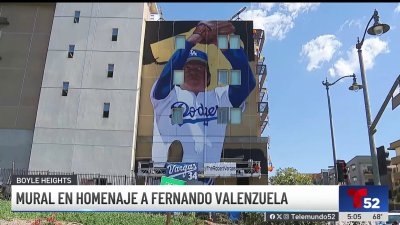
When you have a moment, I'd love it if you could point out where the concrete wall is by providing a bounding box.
[30,3,146,175]
[0,3,55,169]
[0,130,33,169]
[0,3,55,130]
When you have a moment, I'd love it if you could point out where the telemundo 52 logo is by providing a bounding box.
[339,186,388,212]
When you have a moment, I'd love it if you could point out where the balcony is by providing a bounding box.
[363,169,373,174]
[258,55,265,66]
[260,120,268,134]
[253,29,265,57]
[394,171,400,181]
[260,107,269,124]
[363,169,374,180]
[258,102,269,134]
[257,64,267,88]
[392,155,400,165]
[259,87,267,102]
[258,102,268,114]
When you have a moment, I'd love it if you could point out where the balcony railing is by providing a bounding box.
[256,64,266,75]
[258,102,268,114]
[259,87,267,102]
[258,56,265,65]
[257,64,267,88]
[260,120,268,134]
[253,29,265,54]
[363,169,373,174]
[392,155,400,165]
[258,101,269,134]
[393,171,400,181]
[261,109,268,124]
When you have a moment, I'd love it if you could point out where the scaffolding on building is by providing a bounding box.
[136,160,262,185]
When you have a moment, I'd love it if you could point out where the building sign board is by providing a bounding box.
[165,162,198,181]
[160,176,186,185]
[204,162,236,177]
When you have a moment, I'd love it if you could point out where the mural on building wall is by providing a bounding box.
[141,21,256,172]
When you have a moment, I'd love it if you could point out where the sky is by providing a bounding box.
[157,3,400,175]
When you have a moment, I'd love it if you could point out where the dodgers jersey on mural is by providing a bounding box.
[150,40,255,170]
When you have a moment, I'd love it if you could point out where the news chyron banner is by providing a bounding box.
[11,175,389,222]
[339,185,389,222]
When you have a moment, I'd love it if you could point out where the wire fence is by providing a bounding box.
[0,168,136,186]
[0,167,137,200]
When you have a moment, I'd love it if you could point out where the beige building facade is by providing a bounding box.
[0,3,56,169]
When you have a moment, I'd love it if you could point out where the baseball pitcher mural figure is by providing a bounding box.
[150,21,256,171]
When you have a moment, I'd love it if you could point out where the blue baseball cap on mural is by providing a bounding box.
[186,49,208,64]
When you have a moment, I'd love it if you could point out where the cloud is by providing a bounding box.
[280,3,320,17]
[242,3,320,40]
[259,3,276,12]
[339,19,362,31]
[301,35,342,71]
[329,38,389,77]
[395,3,400,13]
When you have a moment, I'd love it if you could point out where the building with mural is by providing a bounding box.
[135,21,269,185]
[0,3,270,185]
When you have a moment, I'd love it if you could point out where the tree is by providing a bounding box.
[269,167,313,185]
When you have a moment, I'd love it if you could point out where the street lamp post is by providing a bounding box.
[356,9,390,185]
[322,74,363,185]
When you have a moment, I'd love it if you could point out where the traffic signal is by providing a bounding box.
[377,145,391,176]
[342,162,348,180]
[336,160,345,182]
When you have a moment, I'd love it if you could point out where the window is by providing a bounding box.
[230,108,241,124]
[171,107,183,125]
[351,164,356,170]
[103,103,110,118]
[229,35,240,49]
[173,70,184,85]
[112,28,118,41]
[217,107,229,124]
[62,82,69,96]
[217,35,228,49]
[175,35,186,49]
[230,70,241,85]
[107,64,114,78]
[218,70,228,85]
[352,177,358,182]
[74,11,80,23]
[68,45,75,58]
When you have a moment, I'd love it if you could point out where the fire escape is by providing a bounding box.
[253,29,269,136]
